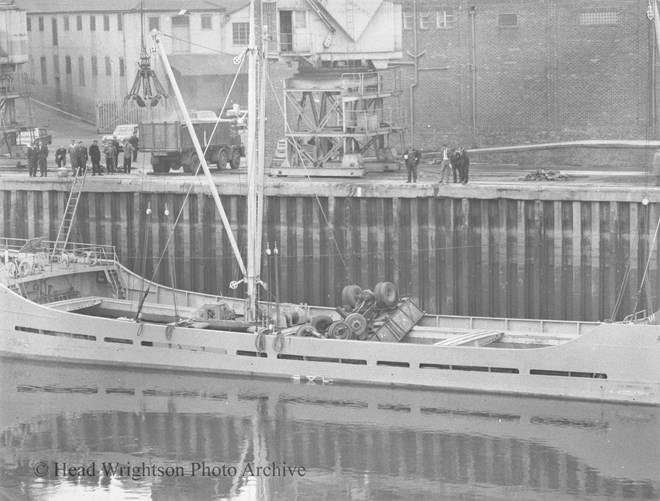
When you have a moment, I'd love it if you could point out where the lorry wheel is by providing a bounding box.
[160,160,171,174]
[182,153,198,174]
[217,150,229,170]
[230,149,241,169]
[151,156,162,173]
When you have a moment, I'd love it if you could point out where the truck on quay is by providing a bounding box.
[139,119,243,174]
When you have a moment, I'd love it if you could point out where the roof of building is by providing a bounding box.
[15,0,249,14]
[169,53,247,77]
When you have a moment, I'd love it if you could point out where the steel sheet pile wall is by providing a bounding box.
[1,182,658,321]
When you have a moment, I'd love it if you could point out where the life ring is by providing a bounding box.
[18,259,32,277]
[4,261,18,278]
[59,253,70,267]
[86,251,98,266]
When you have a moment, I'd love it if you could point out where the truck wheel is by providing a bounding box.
[160,160,172,174]
[230,149,241,169]
[182,153,198,174]
[217,149,229,170]
[151,156,162,173]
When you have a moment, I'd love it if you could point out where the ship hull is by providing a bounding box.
[2,269,659,405]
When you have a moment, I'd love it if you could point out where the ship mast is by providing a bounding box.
[245,0,259,321]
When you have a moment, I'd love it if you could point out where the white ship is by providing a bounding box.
[1,2,659,406]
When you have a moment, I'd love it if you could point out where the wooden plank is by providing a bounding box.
[553,200,563,319]
[480,200,491,316]
[628,203,639,316]
[410,199,420,305]
[326,196,336,304]
[459,198,470,315]
[572,202,582,320]
[427,198,437,313]
[531,200,542,318]
[445,199,455,314]
[26,191,35,238]
[498,199,508,317]
[516,200,526,318]
[359,197,369,287]
[591,202,601,321]
[311,198,321,305]
[391,197,400,287]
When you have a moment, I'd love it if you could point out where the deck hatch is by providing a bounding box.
[530,370,607,379]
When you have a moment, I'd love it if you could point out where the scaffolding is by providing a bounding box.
[272,67,407,177]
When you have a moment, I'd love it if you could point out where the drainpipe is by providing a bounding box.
[409,0,419,145]
[469,5,477,147]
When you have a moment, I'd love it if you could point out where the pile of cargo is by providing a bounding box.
[293,282,424,342]
[520,169,568,181]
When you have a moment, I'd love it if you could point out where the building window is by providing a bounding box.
[117,14,123,31]
[294,11,307,29]
[103,15,110,31]
[40,56,47,85]
[76,15,82,30]
[119,57,125,77]
[63,16,69,31]
[38,16,44,31]
[78,56,85,86]
[403,10,414,30]
[65,55,72,75]
[91,55,98,76]
[52,18,58,45]
[148,16,159,31]
[498,14,518,28]
[90,15,96,31]
[27,17,31,31]
[201,14,212,30]
[418,11,433,30]
[579,11,619,26]
[105,56,111,76]
[436,10,455,29]
[232,22,249,45]
[53,55,59,75]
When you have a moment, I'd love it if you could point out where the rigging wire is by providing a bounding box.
[132,50,249,320]
[633,207,660,314]
[266,71,350,279]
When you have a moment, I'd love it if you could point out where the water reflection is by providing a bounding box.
[1,358,658,500]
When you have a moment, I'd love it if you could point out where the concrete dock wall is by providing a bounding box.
[1,178,658,322]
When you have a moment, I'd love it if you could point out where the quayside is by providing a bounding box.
[1,237,659,405]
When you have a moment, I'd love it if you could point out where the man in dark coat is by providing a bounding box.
[128,129,139,162]
[55,145,67,168]
[76,141,88,174]
[37,140,49,177]
[89,139,102,176]
[27,143,38,177]
[403,145,421,183]
[459,147,470,184]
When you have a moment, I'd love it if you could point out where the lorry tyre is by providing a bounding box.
[230,149,241,169]
[150,156,162,173]
[217,149,229,170]
[182,153,197,174]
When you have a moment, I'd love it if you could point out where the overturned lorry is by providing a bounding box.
[140,120,244,174]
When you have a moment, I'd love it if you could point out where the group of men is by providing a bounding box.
[48,133,138,177]
[27,140,49,177]
[403,143,470,184]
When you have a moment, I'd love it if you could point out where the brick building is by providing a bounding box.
[399,0,658,154]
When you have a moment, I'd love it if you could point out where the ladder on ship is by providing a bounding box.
[105,268,126,299]
[51,168,88,259]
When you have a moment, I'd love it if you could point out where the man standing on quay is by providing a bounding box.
[89,139,102,176]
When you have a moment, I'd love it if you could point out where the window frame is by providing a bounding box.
[65,55,72,75]
[294,10,307,30]
[90,15,96,31]
[78,56,85,87]
[63,16,69,31]
[498,13,519,28]
[436,10,455,29]
[103,15,110,31]
[148,16,160,31]
[201,14,212,30]
[105,56,112,76]
[76,15,82,31]
[402,10,414,31]
[38,16,44,31]
[232,22,249,45]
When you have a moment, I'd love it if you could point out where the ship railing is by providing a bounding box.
[345,107,408,133]
[341,68,402,96]
[1,237,118,274]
